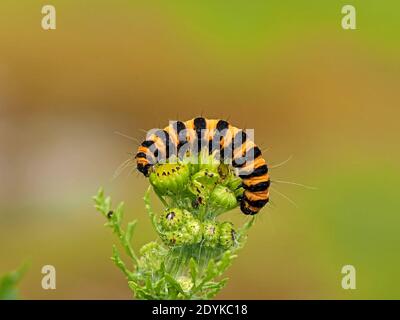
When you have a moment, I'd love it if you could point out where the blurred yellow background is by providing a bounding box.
[0,0,399,299]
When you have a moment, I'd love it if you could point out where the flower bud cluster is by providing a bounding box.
[158,208,236,249]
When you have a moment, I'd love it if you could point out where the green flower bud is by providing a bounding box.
[209,185,238,211]
[177,276,193,292]
[203,221,220,247]
[192,169,219,189]
[160,208,185,231]
[226,175,244,198]
[139,241,161,256]
[182,210,195,220]
[219,222,236,249]
[139,241,167,271]
[162,230,186,246]
[149,163,190,196]
[185,218,203,244]
[188,169,220,206]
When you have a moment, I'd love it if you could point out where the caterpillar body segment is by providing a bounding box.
[136,117,270,215]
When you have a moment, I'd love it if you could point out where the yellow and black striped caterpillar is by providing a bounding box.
[135,117,270,215]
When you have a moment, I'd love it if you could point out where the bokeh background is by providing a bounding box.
[1,0,399,299]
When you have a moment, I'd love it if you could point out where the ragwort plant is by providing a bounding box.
[94,152,255,299]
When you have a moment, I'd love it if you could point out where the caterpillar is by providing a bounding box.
[135,117,270,215]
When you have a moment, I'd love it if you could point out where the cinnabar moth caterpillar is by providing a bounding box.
[135,117,270,215]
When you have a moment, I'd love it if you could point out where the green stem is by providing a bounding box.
[153,186,169,207]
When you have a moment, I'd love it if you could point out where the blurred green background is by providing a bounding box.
[0,0,399,299]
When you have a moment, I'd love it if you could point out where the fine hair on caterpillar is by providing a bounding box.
[136,117,270,215]
[117,119,315,216]
[140,122,257,167]
[268,156,317,208]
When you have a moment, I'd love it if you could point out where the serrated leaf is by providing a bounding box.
[235,216,255,247]
[111,245,135,280]
[216,251,236,275]
[189,258,198,284]
[205,259,217,280]
[158,261,166,276]
[204,279,228,299]
[145,275,153,292]
[164,273,185,295]
[92,188,104,205]
[192,259,219,295]
[128,281,154,300]
[114,202,124,224]
[125,220,137,244]
[154,278,165,296]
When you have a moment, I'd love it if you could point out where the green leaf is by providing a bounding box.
[0,262,29,300]
[128,281,154,300]
[236,216,255,245]
[154,278,165,296]
[123,220,140,265]
[204,279,228,299]
[192,259,218,295]
[164,273,185,297]
[216,250,236,275]
[125,220,137,244]
[145,275,153,292]
[144,186,161,233]
[92,187,104,205]
[94,189,140,266]
[189,258,198,285]
[115,202,124,224]
[159,261,166,273]
[205,259,217,280]
[111,245,135,280]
